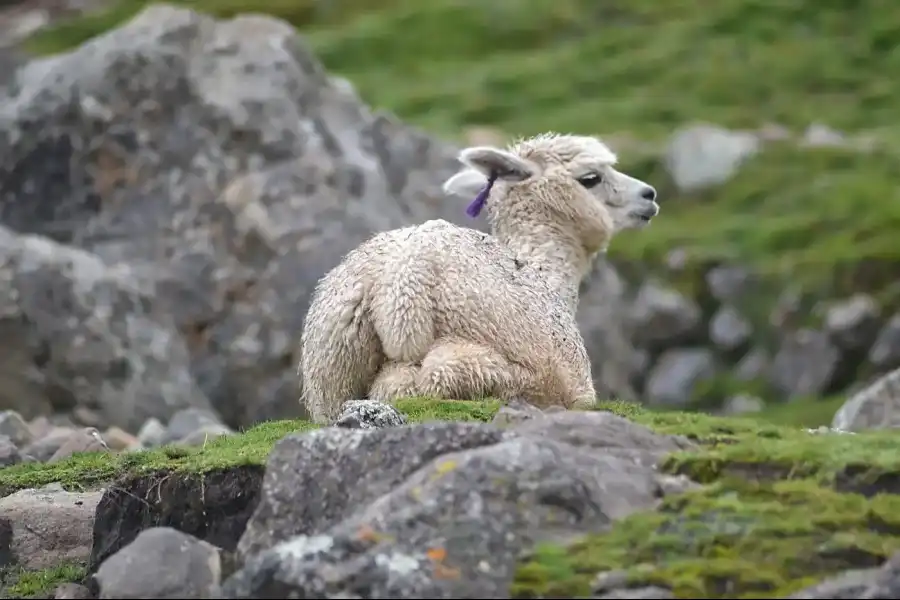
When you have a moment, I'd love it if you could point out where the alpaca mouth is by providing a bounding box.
[631,203,659,224]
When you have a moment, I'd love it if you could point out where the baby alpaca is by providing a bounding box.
[299,132,659,424]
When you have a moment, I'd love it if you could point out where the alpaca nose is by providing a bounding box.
[640,186,657,202]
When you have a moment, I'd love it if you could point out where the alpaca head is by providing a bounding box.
[443,132,658,253]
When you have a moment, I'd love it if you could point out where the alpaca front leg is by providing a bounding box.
[369,361,421,402]
[415,338,528,400]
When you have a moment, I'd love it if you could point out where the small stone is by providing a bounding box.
[95,527,222,599]
[137,417,167,448]
[0,435,21,467]
[103,426,140,451]
[869,313,900,370]
[768,329,840,399]
[645,348,717,407]
[709,305,752,353]
[0,410,33,447]
[491,398,546,427]
[629,281,702,349]
[824,294,880,351]
[334,399,407,429]
[47,428,110,463]
[722,394,765,415]
[177,423,233,447]
[54,583,93,599]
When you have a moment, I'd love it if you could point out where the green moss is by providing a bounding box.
[1,563,87,599]
[0,398,499,496]
[751,395,848,429]
[513,479,900,599]
[599,399,900,485]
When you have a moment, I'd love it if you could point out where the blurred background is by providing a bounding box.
[1,0,898,454]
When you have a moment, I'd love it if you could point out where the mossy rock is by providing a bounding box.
[1,397,898,598]
[512,400,900,599]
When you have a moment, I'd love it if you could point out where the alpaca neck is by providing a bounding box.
[494,220,594,314]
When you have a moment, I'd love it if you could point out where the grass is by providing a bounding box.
[0,398,499,494]
[1,563,87,599]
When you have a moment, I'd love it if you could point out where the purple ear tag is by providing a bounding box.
[465,172,498,218]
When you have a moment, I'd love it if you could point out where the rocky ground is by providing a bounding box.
[1,397,899,599]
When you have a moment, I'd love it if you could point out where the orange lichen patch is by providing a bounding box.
[426,547,447,562]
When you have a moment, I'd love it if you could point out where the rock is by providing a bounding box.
[722,394,765,415]
[800,123,846,148]
[769,287,805,330]
[53,582,94,599]
[334,399,408,429]
[769,329,841,399]
[663,124,761,192]
[705,264,754,304]
[490,398,546,427]
[136,417,167,448]
[235,422,506,562]
[163,408,226,445]
[0,483,103,569]
[0,410,32,447]
[47,427,109,463]
[0,434,21,467]
[95,527,221,599]
[629,281,702,350]
[0,225,213,432]
[831,366,900,432]
[225,418,686,598]
[708,305,752,353]
[645,348,717,407]
[102,426,139,451]
[734,347,769,382]
[787,549,900,598]
[577,260,641,401]
[594,586,675,599]
[89,467,263,574]
[21,426,79,462]
[869,313,900,370]
[591,571,677,598]
[824,294,881,352]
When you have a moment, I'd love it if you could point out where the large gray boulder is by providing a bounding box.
[0,224,211,430]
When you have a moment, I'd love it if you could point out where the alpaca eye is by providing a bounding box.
[577,173,602,189]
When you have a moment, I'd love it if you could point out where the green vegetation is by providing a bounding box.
[513,479,900,599]
[1,563,87,599]
[23,0,900,140]
[513,400,900,598]
[0,398,498,495]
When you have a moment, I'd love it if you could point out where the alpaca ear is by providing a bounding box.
[442,168,488,199]
[458,146,536,182]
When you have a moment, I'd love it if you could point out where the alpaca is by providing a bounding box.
[299,132,659,424]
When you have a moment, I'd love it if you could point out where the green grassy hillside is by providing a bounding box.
[22,0,900,300]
